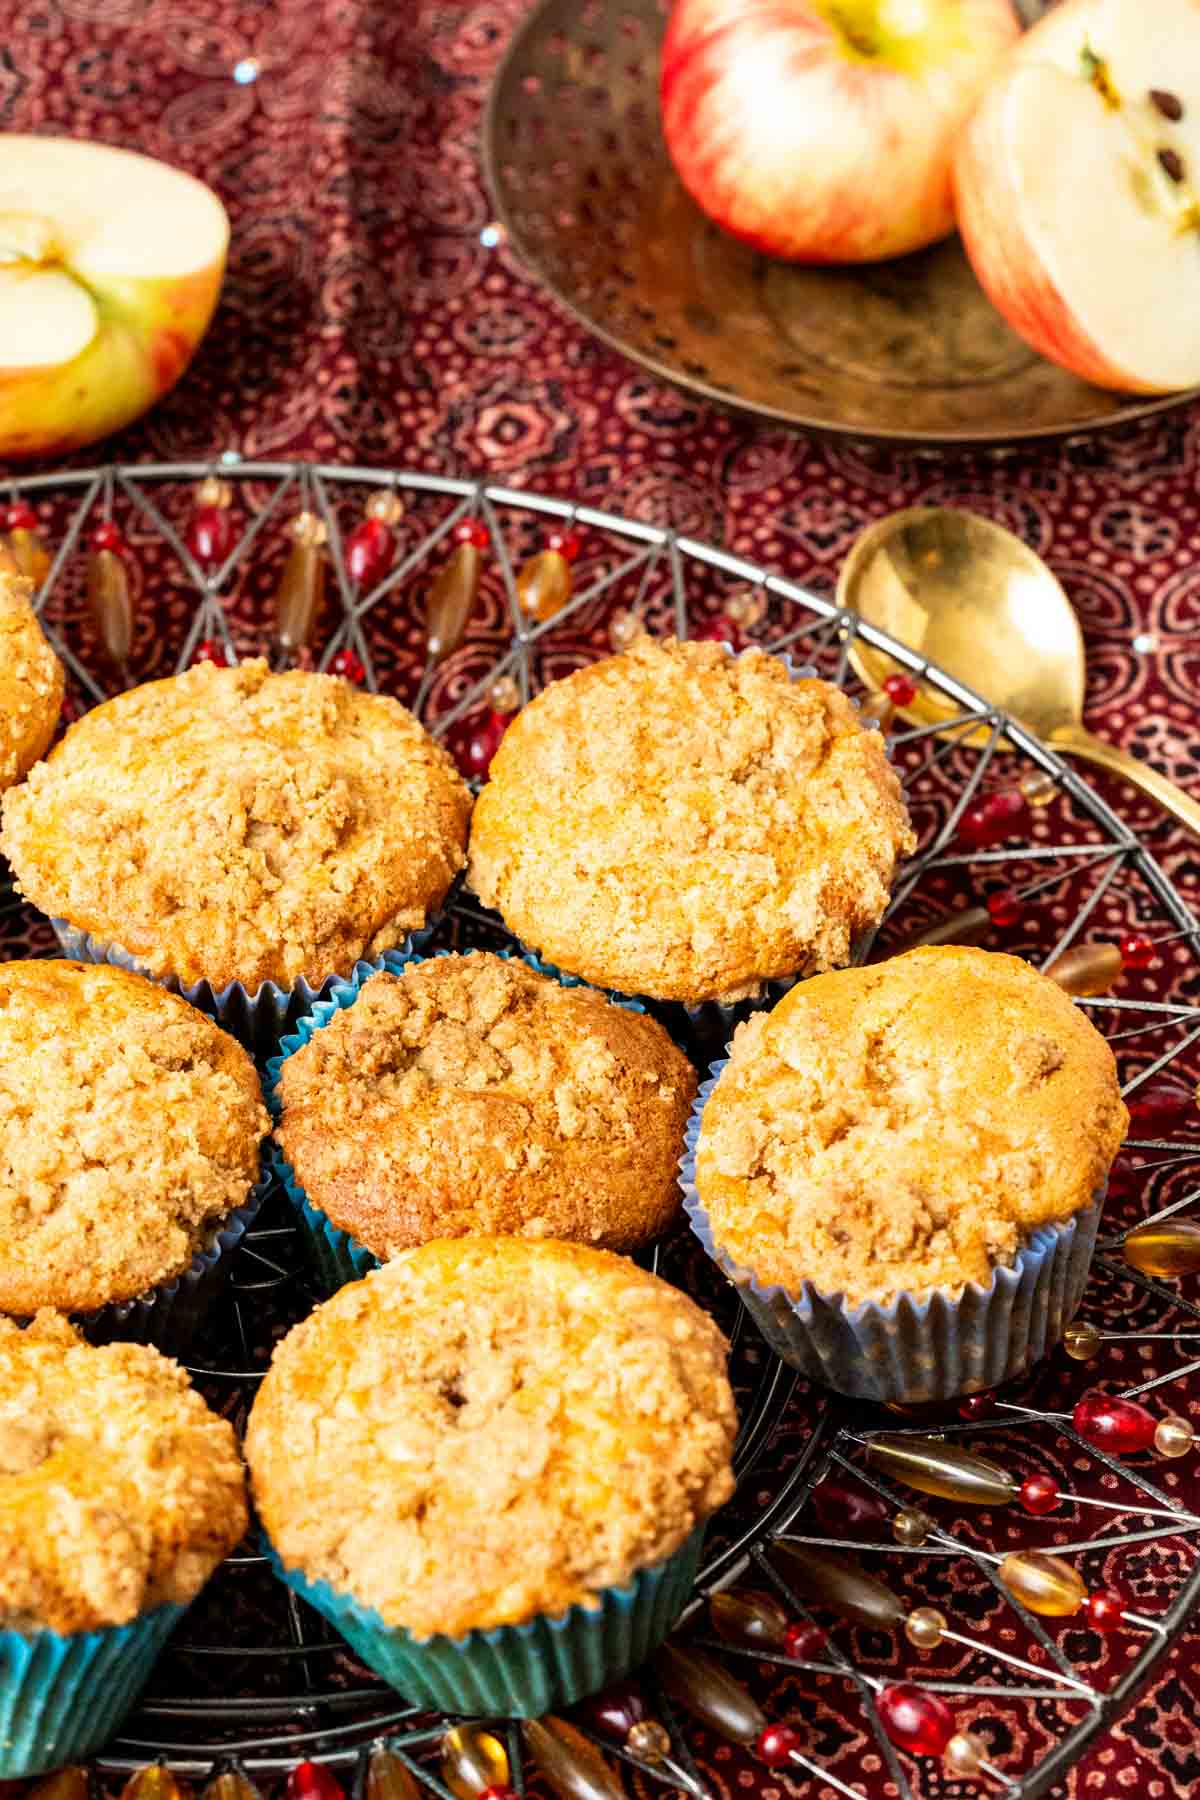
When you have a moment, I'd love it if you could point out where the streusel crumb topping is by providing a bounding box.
[245,1237,736,1637]
[0,1311,247,1634]
[0,573,63,794]
[0,660,472,991]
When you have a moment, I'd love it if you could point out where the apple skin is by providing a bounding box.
[0,259,225,461]
[952,73,1137,391]
[660,0,1022,264]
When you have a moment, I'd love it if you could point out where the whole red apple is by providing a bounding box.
[954,0,1200,392]
[661,0,1021,263]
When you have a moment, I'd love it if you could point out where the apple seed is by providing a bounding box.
[1158,147,1186,183]
[1149,88,1184,122]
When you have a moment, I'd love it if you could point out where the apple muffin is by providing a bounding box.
[246,1237,735,1710]
[0,960,267,1320]
[0,659,472,994]
[686,946,1129,1400]
[275,952,696,1260]
[467,636,914,1004]
[0,573,63,796]
[0,1310,246,1774]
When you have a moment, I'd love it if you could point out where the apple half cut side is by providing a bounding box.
[0,136,229,459]
[954,0,1200,394]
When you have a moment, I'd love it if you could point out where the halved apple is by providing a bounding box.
[0,136,229,458]
[954,0,1200,393]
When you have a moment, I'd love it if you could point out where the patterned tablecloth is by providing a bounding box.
[3,0,1200,1792]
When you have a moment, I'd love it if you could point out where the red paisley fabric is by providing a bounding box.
[2,1,1200,1794]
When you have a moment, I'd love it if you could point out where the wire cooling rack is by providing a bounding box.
[2,462,1199,1800]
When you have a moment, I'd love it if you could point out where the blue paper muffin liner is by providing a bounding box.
[49,891,451,1060]
[681,1058,1103,1405]
[265,1524,704,1717]
[0,1601,186,1777]
[77,1155,271,1357]
[265,947,648,1294]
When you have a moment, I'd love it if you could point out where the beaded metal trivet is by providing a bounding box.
[1,462,1198,1800]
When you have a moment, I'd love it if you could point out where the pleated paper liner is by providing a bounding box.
[265,1524,705,1717]
[681,1058,1103,1406]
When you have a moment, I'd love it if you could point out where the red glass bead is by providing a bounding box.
[1127,1082,1195,1134]
[1084,1589,1126,1633]
[460,710,507,779]
[286,1764,344,1800]
[1119,933,1157,971]
[2,501,38,530]
[579,1680,646,1740]
[957,1392,994,1420]
[876,1684,956,1757]
[882,672,917,706]
[695,614,742,650]
[89,520,125,554]
[477,1790,517,1800]
[185,505,235,570]
[783,1620,827,1660]
[546,526,581,561]
[345,516,395,589]
[194,638,227,666]
[958,788,1030,850]
[331,649,365,683]
[811,1480,889,1534]
[1073,1392,1157,1455]
[986,888,1022,928]
[755,1725,803,1768]
[452,519,490,549]
[1019,1472,1061,1515]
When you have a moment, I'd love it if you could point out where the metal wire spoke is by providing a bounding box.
[0,461,1197,1800]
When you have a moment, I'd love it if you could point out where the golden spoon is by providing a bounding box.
[838,506,1200,840]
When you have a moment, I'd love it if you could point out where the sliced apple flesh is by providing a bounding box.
[954,0,1200,393]
[0,136,229,456]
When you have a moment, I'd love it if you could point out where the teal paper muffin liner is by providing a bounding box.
[681,1059,1103,1405]
[0,1601,186,1778]
[265,1524,704,1717]
[265,947,647,1295]
[76,1157,271,1357]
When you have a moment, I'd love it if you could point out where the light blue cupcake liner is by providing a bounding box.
[681,1058,1103,1405]
[265,947,648,1294]
[265,1524,705,1717]
[49,892,451,1061]
[79,1155,272,1357]
[0,1600,187,1777]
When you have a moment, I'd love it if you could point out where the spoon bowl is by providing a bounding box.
[838,506,1200,838]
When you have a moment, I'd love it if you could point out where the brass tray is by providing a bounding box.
[483,0,1197,447]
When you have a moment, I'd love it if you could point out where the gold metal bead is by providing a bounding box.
[366,489,405,524]
[944,1731,986,1776]
[904,1605,946,1650]
[288,509,328,547]
[608,607,643,650]
[489,674,522,714]
[626,1721,671,1764]
[1064,1320,1102,1362]
[1019,769,1057,808]
[1154,1413,1195,1459]
[892,1507,933,1548]
[196,476,234,508]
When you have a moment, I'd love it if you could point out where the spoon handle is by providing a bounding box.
[1047,724,1200,840]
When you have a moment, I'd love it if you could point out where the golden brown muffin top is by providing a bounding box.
[0,1311,247,1633]
[695,947,1128,1305]
[245,1237,736,1637]
[467,637,914,1004]
[277,953,696,1256]
[0,961,267,1314]
[0,660,472,992]
[0,574,63,795]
